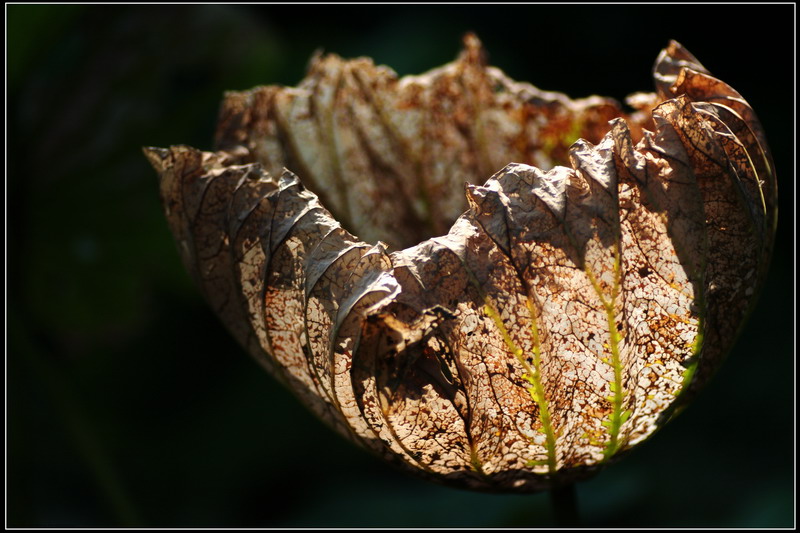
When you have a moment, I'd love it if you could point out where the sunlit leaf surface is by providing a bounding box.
[146,36,776,492]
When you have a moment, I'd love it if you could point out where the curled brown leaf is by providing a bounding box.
[145,35,776,491]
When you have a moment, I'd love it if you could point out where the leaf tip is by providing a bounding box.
[142,146,171,174]
[460,32,488,66]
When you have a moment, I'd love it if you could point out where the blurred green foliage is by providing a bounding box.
[7,4,795,527]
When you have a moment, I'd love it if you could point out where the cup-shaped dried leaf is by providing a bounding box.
[145,36,776,491]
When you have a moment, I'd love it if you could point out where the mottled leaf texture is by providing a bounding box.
[145,36,776,492]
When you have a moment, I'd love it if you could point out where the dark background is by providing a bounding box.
[7,4,795,528]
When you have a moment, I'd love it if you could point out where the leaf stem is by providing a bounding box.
[550,482,580,527]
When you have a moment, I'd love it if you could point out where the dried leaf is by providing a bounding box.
[145,35,776,491]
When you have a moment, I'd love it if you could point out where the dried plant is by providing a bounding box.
[145,35,776,492]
